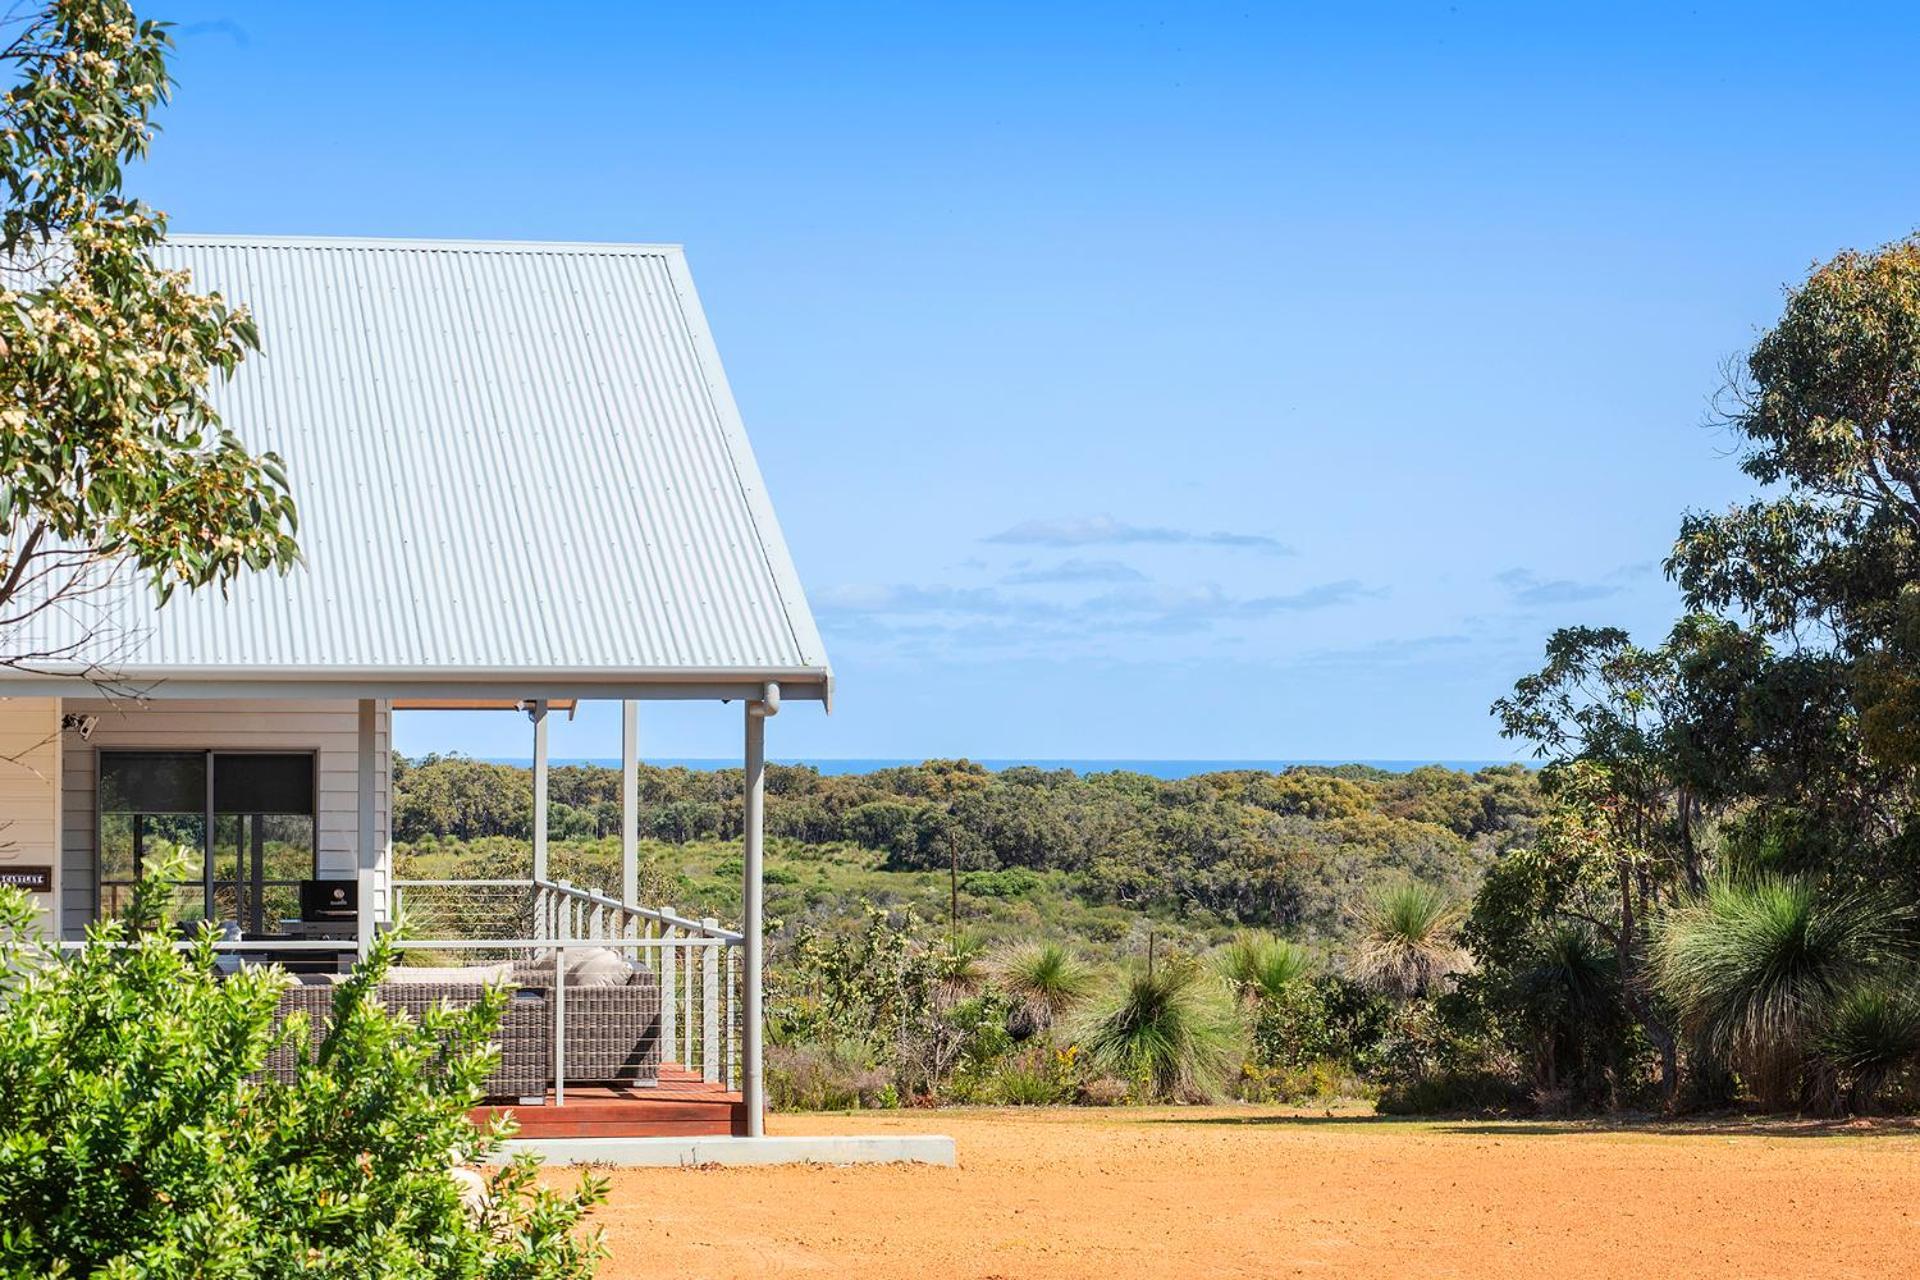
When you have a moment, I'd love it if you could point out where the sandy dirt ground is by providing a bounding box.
[579,1106,1920,1279]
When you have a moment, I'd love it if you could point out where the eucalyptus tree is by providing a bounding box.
[1669,237,1920,874]
[0,0,297,677]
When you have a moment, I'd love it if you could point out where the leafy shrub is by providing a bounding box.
[0,863,604,1277]
[766,1040,895,1110]
[960,868,1044,899]
[1375,1069,1529,1115]
[714,856,799,886]
[1371,994,1526,1115]
[768,907,1008,1101]
[1252,973,1395,1073]
[1236,1059,1369,1105]
[987,1045,1083,1105]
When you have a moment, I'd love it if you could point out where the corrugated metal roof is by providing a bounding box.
[19,235,830,698]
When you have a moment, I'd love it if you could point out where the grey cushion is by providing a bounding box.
[519,945,635,988]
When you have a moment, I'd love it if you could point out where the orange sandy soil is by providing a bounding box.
[575,1106,1920,1279]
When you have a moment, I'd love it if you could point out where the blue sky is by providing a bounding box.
[133,2,1920,763]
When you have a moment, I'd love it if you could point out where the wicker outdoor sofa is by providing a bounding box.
[262,955,662,1101]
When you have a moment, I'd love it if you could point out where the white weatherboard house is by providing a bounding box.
[0,237,947,1164]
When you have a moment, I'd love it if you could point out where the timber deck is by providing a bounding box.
[471,1064,748,1138]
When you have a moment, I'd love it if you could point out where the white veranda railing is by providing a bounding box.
[390,877,743,1090]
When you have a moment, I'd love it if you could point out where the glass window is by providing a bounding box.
[99,751,317,932]
[99,752,207,921]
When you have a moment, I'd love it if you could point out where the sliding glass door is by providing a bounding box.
[99,751,317,932]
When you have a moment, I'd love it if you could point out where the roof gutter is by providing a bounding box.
[0,664,833,704]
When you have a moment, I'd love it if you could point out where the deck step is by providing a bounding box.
[471,1063,748,1138]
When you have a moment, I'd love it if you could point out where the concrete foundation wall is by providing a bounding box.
[496,1134,959,1168]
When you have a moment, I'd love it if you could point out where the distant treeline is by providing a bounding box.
[392,755,1544,929]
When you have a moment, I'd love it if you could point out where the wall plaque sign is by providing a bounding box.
[0,865,52,893]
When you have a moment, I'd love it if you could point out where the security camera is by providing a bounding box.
[60,713,97,741]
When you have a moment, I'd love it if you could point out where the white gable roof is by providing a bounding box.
[15,235,830,701]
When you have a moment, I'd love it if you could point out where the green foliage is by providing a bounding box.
[765,1039,894,1111]
[1371,994,1528,1116]
[1671,237,1920,653]
[1072,959,1241,1102]
[1350,881,1465,1000]
[983,1044,1084,1106]
[768,906,1009,1101]
[989,939,1096,1038]
[394,756,1538,936]
[1248,973,1394,1075]
[394,757,538,843]
[393,756,1544,1114]
[0,0,298,637]
[1655,876,1909,1110]
[1214,931,1314,1004]
[0,854,604,1278]
[1816,978,1920,1113]
[1235,1058,1368,1105]
[959,867,1044,899]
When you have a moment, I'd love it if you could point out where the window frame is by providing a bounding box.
[94,747,320,929]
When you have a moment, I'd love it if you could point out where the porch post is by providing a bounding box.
[742,684,778,1137]
[620,700,638,905]
[356,698,377,957]
[530,699,549,883]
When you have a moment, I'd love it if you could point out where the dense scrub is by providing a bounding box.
[395,756,1543,940]
[398,237,1920,1119]
[395,760,1536,1109]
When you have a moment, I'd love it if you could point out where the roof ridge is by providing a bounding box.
[161,233,687,255]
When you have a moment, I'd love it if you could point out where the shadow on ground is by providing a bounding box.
[1149,1111,1920,1139]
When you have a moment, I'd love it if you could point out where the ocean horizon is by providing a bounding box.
[464,757,1525,779]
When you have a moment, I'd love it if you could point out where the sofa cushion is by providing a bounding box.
[519,945,634,988]
[383,962,514,985]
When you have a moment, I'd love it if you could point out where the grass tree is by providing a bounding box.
[1656,876,1910,1111]
[933,928,990,1003]
[990,939,1096,1039]
[1215,931,1314,1005]
[1074,958,1241,1102]
[1817,980,1920,1114]
[1352,882,1467,1000]
[1483,922,1627,1103]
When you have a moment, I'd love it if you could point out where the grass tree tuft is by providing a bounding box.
[1215,932,1315,1005]
[1073,958,1242,1102]
[1351,882,1467,1001]
[1655,876,1910,1111]
[990,940,1097,1039]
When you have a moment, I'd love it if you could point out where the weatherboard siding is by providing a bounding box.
[0,698,62,934]
[58,698,389,937]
